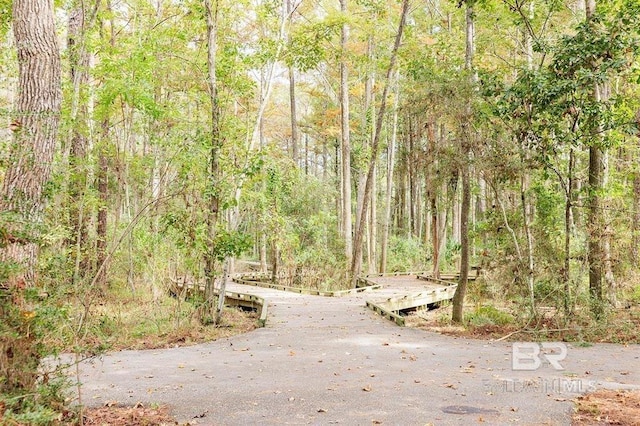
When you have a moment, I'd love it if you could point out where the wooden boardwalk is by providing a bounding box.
[171,269,477,327]
[359,273,463,326]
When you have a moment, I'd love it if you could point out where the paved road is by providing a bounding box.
[76,280,640,425]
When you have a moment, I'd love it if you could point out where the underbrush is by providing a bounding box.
[466,305,515,327]
[0,376,75,425]
[1,279,258,425]
[64,282,260,352]
[408,302,640,344]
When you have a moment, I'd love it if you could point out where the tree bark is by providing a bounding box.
[633,111,640,263]
[431,195,440,278]
[364,35,376,273]
[203,0,223,324]
[354,173,365,270]
[287,0,299,166]
[67,2,98,284]
[288,71,298,163]
[0,0,61,393]
[408,119,418,238]
[452,189,461,244]
[588,145,604,316]
[368,167,378,273]
[520,173,536,316]
[96,121,109,291]
[340,0,353,269]
[379,71,400,273]
[452,0,474,323]
[563,149,575,317]
[452,140,471,322]
[585,0,606,317]
[1,0,61,284]
[633,172,640,262]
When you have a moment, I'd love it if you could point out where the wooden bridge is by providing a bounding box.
[358,270,479,326]
[170,268,479,328]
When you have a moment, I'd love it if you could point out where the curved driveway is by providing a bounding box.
[77,281,640,425]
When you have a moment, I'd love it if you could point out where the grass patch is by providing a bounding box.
[466,305,515,327]
[43,282,260,354]
[88,295,258,351]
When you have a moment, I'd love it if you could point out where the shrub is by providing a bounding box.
[386,236,428,272]
[466,305,514,327]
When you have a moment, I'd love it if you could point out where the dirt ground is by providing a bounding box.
[83,403,177,425]
[572,389,640,425]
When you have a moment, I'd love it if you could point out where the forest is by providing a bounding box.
[1,0,640,422]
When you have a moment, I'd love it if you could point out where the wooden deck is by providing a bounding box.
[361,272,470,326]
[170,269,478,328]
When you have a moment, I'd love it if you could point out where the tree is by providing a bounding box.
[287,0,299,165]
[1,0,61,392]
[452,0,475,323]
[203,0,223,324]
[351,0,410,283]
[66,0,99,285]
[379,70,400,273]
[583,0,603,318]
[340,0,353,269]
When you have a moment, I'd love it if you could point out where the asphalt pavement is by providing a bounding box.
[74,281,640,425]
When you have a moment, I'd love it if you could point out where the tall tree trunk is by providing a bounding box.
[563,148,575,317]
[585,0,605,317]
[521,173,536,316]
[271,241,279,283]
[260,233,268,273]
[67,3,98,284]
[431,194,440,278]
[322,138,328,180]
[258,59,268,273]
[396,154,408,233]
[203,0,223,324]
[588,146,604,316]
[364,35,376,273]
[94,2,116,291]
[634,174,640,261]
[521,0,537,317]
[287,0,298,166]
[451,187,461,244]
[288,71,298,164]
[216,258,230,324]
[0,0,61,393]
[354,174,365,271]
[368,168,378,273]
[96,121,109,291]
[304,134,309,174]
[633,111,640,263]
[424,121,440,277]
[340,0,353,269]
[336,141,343,235]
[408,119,419,238]
[452,0,474,323]
[351,0,410,284]
[380,74,399,273]
[452,140,471,322]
